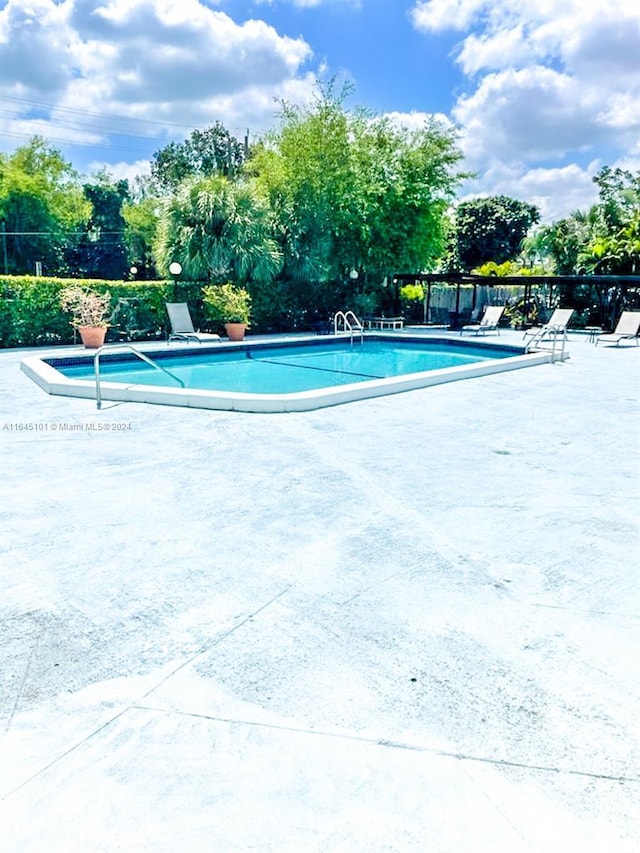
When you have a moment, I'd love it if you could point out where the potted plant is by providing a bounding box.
[202,283,252,341]
[60,285,112,348]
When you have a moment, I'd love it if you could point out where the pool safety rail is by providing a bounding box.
[334,310,364,345]
[94,344,185,409]
[524,326,568,362]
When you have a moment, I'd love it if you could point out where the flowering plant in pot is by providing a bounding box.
[202,283,252,341]
[60,286,112,348]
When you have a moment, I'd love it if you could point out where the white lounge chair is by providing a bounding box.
[596,311,640,347]
[166,302,221,344]
[460,305,504,335]
[524,308,574,341]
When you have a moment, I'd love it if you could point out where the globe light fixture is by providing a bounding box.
[169,261,182,297]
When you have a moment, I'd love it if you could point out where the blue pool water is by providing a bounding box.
[56,339,513,395]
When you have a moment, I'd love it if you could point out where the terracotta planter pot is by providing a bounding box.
[78,326,107,348]
[224,323,247,342]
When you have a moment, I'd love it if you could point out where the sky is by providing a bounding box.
[0,0,638,222]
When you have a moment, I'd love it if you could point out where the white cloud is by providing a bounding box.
[384,110,453,132]
[410,0,640,220]
[89,158,152,183]
[459,160,602,222]
[453,66,606,164]
[0,0,316,152]
[411,0,489,33]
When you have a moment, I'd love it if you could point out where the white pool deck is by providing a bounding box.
[1,329,639,852]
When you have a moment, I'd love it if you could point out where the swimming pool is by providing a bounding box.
[21,334,555,412]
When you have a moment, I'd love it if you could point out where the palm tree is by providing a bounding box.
[155,175,282,284]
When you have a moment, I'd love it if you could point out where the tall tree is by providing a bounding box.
[579,168,640,274]
[593,166,640,231]
[250,79,466,311]
[0,137,88,275]
[150,123,247,193]
[154,174,282,285]
[453,196,540,272]
[68,174,130,279]
[121,197,159,280]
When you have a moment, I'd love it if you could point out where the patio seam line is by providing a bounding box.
[0,585,292,803]
[138,584,293,703]
[2,625,46,737]
[129,705,640,785]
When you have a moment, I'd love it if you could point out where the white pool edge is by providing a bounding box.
[20,338,558,412]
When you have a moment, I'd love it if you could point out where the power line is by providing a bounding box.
[2,95,208,132]
[2,95,255,140]
[0,129,162,157]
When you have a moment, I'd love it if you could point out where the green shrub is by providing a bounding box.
[0,275,207,347]
[202,283,252,327]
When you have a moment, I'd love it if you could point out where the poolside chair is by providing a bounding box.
[166,303,221,344]
[460,305,504,335]
[595,311,640,346]
[523,308,574,341]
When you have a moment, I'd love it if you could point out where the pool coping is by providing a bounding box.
[20,333,558,413]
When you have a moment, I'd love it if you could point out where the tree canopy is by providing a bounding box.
[0,137,89,275]
[248,80,467,314]
[154,174,282,285]
[538,167,640,274]
[452,195,540,272]
[150,123,247,193]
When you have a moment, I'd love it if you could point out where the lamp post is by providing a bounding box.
[349,269,359,312]
[169,261,182,299]
[129,266,137,279]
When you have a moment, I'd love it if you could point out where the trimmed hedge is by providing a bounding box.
[0,276,209,348]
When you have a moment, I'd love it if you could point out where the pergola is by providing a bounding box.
[390,273,640,328]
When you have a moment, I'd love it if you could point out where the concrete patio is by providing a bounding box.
[1,330,639,852]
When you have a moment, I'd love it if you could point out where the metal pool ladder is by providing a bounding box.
[334,310,364,345]
[524,326,568,362]
[93,344,185,409]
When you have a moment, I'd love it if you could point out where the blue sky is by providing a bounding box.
[1,0,638,222]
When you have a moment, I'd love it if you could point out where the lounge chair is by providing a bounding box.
[166,302,221,344]
[460,305,504,335]
[523,308,574,341]
[596,311,640,347]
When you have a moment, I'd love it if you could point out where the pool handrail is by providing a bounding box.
[334,310,364,344]
[524,325,568,362]
[94,344,185,409]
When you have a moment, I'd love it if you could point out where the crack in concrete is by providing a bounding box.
[132,705,640,786]
[0,586,292,802]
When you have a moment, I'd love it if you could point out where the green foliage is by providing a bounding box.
[0,137,89,275]
[0,275,182,347]
[541,168,640,274]
[472,260,540,276]
[399,283,424,301]
[202,282,252,326]
[70,175,130,279]
[351,291,380,318]
[122,196,160,279]
[151,123,247,192]
[155,175,282,286]
[593,166,640,231]
[0,276,76,346]
[454,196,540,271]
[250,79,467,312]
[59,285,111,327]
